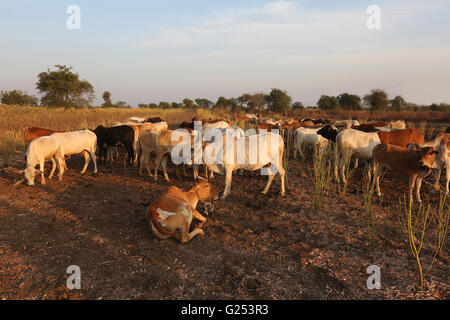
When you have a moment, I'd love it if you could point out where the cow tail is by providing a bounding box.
[149,206,176,236]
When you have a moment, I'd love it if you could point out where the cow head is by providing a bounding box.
[23,166,38,185]
[191,178,219,201]
[317,125,339,142]
[414,147,438,169]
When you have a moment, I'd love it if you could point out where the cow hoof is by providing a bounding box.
[219,194,227,200]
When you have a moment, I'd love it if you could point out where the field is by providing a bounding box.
[0,105,449,300]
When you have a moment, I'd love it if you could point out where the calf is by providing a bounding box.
[378,128,424,147]
[93,125,135,165]
[372,144,438,202]
[146,178,218,243]
[411,133,450,193]
[24,127,64,146]
[22,135,64,185]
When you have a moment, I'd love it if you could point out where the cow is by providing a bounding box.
[317,125,340,142]
[257,122,280,132]
[21,135,64,186]
[128,117,146,123]
[293,127,328,159]
[144,117,165,123]
[138,130,159,177]
[386,120,406,130]
[93,125,135,166]
[335,129,381,182]
[372,144,438,202]
[202,121,230,132]
[154,129,193,181]
[333,120,360,129]
[24,127,64,147]
[446,127,450,134]
[351,123,387,132]
[203,131,285,199]
[378,128,424,148]
[411,133,450,193]
[50,130,98,175]
[146,178,218,243]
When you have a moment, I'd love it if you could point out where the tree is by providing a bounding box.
[0,90,38,106]
[114,101,131,108]
[390,95,406,111]
[363,89,389,111]
[138,103,149,109]
[171,102,181,108]
[159,101,171,109]
[292,101,304,109]
[36,65,94,108]
[214,96,236,109]
[266,88,292,115]
[102,91,113,108]
[238,93,267,112]
[317,95,339,110]
[195,98,213,109]
[182,98,195,108]
[337,93,362,110]
[149,103,159,109]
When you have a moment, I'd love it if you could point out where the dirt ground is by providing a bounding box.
[0,148,448,300]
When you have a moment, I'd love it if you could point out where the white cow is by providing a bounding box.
[415,133,449,193]
[293,127,328,159]
[22,135,64,186]
[387,120,406,130]
[202,121,229,133]
[51,130,98,176]
[335,129,381,182]
[203,132,285,199]
[334,120,360,129]
[128,117,146,123]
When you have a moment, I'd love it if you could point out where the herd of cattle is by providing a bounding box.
[17,114,450,242]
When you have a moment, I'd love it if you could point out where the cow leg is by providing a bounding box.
[262,174,275,195]
[445,165,450,194]
[80,151,90,174]
[39,160,46,185]
[180,221,204,243]
[57,157,65,181]
[139,151,146,176]
[161,155,170,181]
[376,174,381,197]
[48,157,56,180]
[90,150,98,173]
[409,173,418,202]
[221,168,233,199]
[192,209,207,227]
[415,177,423,203]
[432,168,441,189]
[279,166,286,196]
[154,153,163,180]
[193,164,199,180]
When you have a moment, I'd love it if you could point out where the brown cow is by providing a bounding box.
[377,128,424,148]
[146,178,218,243]
[372,143,438,202]
[24,127,64,146]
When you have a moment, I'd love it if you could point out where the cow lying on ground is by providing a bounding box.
[24,127,64,146]
[372,144,438,202]
[146,178,218,243]
[93,125,135,166]
[204,131,285,199]
[378,128,424,148]
[22,135,64,185]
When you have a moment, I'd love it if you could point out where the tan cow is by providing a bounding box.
[146,178,218,243]
[378,128,424,148]
[372,144,438,202]
[24,127,64,146]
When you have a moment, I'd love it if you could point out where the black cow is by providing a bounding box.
[93,125,135,165]
[145,117,165,124]
[317,125,340,142]
[445,126,450,134]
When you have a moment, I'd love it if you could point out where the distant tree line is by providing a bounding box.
[1,65,449,113]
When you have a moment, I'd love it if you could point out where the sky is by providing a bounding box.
[0,0,449,107]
